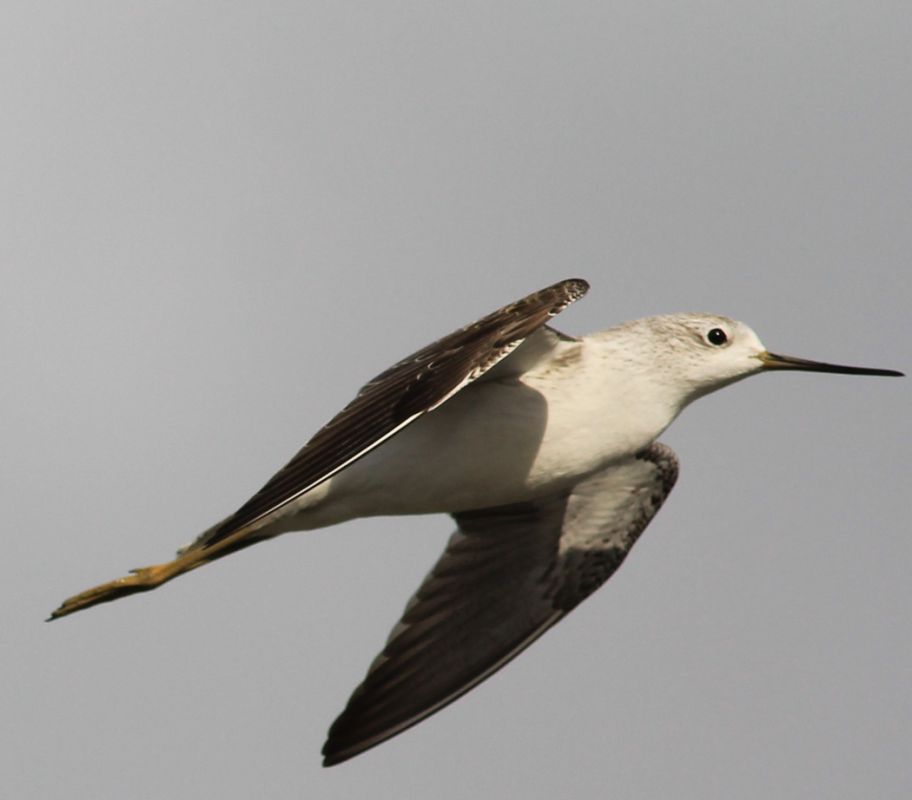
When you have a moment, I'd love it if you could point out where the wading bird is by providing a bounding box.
[50,279,902,765]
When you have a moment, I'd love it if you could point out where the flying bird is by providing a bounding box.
[50,278,902,765]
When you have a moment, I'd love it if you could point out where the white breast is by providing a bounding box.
[288,342,680,529]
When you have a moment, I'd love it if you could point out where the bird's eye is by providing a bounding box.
[706,328,728,346]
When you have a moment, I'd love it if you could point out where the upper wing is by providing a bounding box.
[192,278,589,550]
[321,443,680,766]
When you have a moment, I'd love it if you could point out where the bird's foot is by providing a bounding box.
[48,563,175,621]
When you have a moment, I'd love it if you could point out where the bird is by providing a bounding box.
[49,278,902,765]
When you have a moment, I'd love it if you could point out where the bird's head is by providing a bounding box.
[634,313,902,403]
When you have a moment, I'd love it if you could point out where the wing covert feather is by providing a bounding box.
[194,279,588,549]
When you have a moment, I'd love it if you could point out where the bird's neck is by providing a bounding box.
[583,334,695,451]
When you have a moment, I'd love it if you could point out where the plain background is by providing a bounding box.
[2,3,909,798]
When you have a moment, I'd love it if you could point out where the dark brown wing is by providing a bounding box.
[192,279,589,551]
[322,443,679,766]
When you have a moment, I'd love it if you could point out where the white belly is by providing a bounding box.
[281,358,676,530]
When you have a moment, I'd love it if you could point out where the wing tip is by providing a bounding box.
[556,277,590,303]
[564,276,590,291]
[321,723,394,768]
[321,749,347,768]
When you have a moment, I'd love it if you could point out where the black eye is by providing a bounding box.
[707,328,728,346]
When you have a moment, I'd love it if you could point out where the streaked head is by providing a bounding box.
[632,313,902,401]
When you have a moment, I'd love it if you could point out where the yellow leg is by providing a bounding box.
[47,523,270,621]
[48,559,194,620]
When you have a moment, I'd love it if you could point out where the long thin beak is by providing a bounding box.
[758,351,903,377]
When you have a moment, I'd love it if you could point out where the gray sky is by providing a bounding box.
[3,3,909,798]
